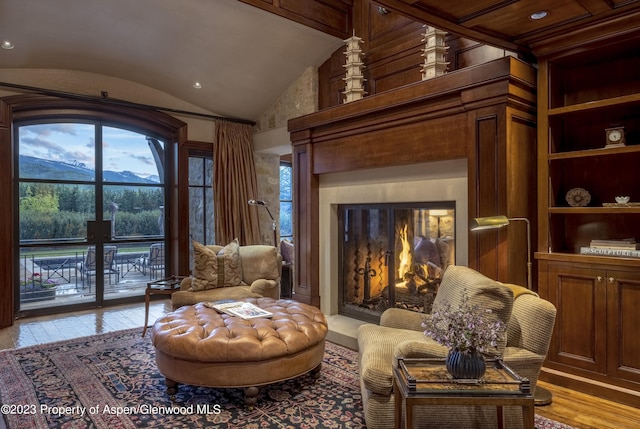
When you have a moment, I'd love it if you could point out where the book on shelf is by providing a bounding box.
[580,247,640,258]
[589,238,639,250]
[204,300,273,319]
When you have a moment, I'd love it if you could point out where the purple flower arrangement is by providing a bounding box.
[422,290,506,355]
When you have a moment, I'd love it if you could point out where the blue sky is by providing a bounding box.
[18,123,162,178]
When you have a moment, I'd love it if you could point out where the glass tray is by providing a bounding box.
[397,357,530,395]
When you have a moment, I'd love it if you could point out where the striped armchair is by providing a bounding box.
[357,265,556,429]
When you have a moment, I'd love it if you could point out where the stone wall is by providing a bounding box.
[252,66,320,245]
[253,66,318,133]
[253,152,281,245]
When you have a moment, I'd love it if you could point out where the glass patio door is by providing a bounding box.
[16,122,166,314]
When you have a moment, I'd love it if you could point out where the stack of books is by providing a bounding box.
[580,239,640,258]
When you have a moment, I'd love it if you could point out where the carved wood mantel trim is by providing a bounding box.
[287,56,537,308]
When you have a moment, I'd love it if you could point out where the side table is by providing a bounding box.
[142,275,185,337]
[281,263,293,298]
[393,357,534,429]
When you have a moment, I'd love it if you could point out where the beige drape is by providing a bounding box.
[213,120,261,245]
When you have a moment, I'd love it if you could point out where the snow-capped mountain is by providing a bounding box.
[19,155,160,184]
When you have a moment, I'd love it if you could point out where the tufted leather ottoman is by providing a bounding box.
[150,297,328,404]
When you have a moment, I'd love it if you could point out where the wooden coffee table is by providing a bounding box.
[393,357,534,429]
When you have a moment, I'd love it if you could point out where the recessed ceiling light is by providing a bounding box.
[193,82,202,89]
[1,40,15,50]
[530,11,549,20]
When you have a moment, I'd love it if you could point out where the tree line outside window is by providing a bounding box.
[279,162,292,242]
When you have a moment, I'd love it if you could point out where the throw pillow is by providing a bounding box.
[432,265,514,356]
[190,239,243,291]
[280,239,294,265]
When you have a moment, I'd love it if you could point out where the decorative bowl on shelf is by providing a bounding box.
[566,187,591,207]
[615,196,630,204]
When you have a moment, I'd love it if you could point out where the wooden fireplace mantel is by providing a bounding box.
[287,56,537,307]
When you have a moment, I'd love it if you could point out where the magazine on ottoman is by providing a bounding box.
[204,300,273,319]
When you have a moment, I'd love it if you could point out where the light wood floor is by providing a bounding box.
[0,300,171,350]
[534,380,640,429]
[1,301,639,429]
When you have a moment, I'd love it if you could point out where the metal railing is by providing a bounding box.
[18,251,159,302]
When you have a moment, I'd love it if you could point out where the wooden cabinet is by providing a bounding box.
[538,256,640,405]
[536,32,640,406]
[606,269,640,386]
[545,261,608,375]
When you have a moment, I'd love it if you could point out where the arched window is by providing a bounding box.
[1,94,186,320]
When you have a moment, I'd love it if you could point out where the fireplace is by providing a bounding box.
[315,159,468,321]
[338,202,455,323]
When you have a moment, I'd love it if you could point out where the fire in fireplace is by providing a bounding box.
[338,202,455,323]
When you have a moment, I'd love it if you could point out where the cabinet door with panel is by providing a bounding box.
[607,269,640,384]
[546,261,607,374]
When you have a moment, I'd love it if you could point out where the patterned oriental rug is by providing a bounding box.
[0,328,576,429]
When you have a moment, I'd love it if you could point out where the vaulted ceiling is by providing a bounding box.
[2,0,639,123]
[0,0,344,121]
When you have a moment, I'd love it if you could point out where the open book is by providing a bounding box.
[204,300,273,319]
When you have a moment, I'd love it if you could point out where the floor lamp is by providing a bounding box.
[248,199,277,246]
[470,215,552,406]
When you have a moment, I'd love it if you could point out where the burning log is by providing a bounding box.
[402,262,442,294]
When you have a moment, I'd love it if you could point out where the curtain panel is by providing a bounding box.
[213,120,261,245]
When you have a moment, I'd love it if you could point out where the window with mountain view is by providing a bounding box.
[18,124,165,241]
[17,121,167,310]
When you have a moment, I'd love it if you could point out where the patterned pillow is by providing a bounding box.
[189,239,243,291]
[280,239,294,264]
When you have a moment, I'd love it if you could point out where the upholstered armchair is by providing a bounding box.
[171,240,282,310]
[357,265,556,429]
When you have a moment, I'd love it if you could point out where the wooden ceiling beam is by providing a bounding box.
[374,0,532,54]
[576,0,614,15]
[527,8,640,56]
[238,0,354,39]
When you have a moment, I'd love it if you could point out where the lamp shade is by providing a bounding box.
[470,215,510,231]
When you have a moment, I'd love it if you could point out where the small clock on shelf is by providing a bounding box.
[605,126,626,148]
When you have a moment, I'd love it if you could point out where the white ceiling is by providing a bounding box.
[0,0,343,121]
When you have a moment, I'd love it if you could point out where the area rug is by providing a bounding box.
[0,328,575,428]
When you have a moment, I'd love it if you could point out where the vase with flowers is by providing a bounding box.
[422,290,506,379]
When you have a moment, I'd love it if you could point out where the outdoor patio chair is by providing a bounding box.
[146,243,165,280]
[76,245,120,291]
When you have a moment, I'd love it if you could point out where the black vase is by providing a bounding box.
[446,349,486,379]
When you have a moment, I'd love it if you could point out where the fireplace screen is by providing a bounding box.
[338,202,455,322]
